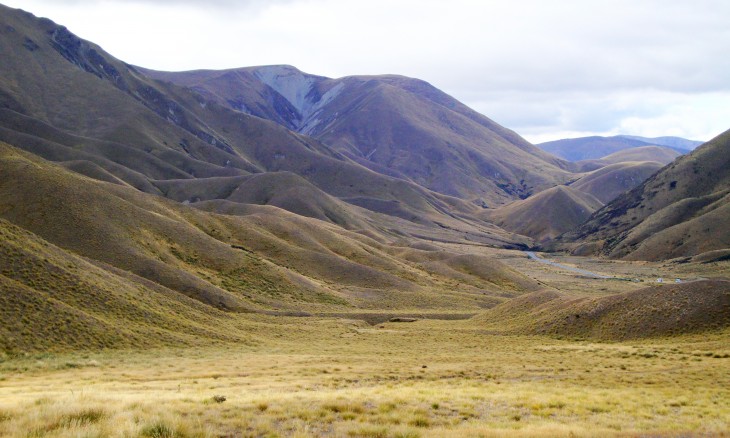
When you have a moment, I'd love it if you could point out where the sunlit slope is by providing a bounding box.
[475,279,730,340]
[598,146,681,164]
[486,185,603,242]
[0,218,257,353]
[571,161,664,204]
[539,135,688,162]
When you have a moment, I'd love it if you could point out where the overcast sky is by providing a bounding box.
[4,0,729,143]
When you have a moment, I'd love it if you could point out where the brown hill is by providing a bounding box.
[574,145,681,171]
[151,172,373,231]
[475,279,730,340]
[563,129,730,260]
[0,140,545,352]
[485,185,603,242]
[0,217,259,353]
[146,65,574,205]
[570,161,664,204]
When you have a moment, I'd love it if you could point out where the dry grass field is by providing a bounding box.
[1,251,728,437]
[0,320,728,437]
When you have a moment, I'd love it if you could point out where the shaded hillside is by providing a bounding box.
[0,5,515,242]
[562,129,730,260]
[570,161,664,204]
[475,279,730,340]
[485,186,603,242]
[146,65,574,205]
[538,135,689,161]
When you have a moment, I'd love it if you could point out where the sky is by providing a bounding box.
[3,0,729,143]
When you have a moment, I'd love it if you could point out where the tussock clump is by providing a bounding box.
[61,408,106,426]
[141,422,182,438]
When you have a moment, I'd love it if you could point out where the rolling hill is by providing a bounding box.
[484,185,603,242]
[562,129,730,260]
[619,135,702,150]
[574,145,681,172]
[0,140,545,352]
[485,159,666,242]
[475,279,730,340]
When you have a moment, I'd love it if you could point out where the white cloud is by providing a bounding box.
[3,0,728,142]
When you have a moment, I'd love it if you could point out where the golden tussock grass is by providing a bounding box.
[1,319,728,437]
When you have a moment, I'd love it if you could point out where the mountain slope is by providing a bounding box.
[592,146,680,165]
[562,129,730,260]
[146,65,574,205]
[0,5,515,242]
[570,161,664,204]
[0,217,257,353]
[485,185,603,242]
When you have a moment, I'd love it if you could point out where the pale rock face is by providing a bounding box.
[253,66,317,116]
[253,65,343,133]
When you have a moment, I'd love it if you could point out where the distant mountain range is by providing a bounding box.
[620,135,703,151]
[537,135,702,162]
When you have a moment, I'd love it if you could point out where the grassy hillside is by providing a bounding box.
[562,129,730,260]
[0,140,546,350]
[485,186,603,242]
[571,161,664,204]
[0,218,258,353]
[475,279,730,340]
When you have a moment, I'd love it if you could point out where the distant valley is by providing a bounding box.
[0,4,728,436]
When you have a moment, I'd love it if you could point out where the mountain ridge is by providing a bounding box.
[145,65,576,204]
[538,135,696,162]
[0,4,530,245]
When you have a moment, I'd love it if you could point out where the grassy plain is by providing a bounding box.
[0,320,728,437]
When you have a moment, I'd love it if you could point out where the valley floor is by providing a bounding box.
[1,252,728,437]
[1,318,729,437]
